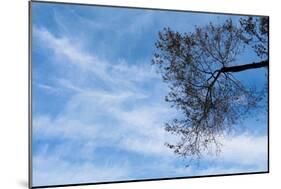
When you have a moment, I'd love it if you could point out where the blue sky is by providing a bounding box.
[31,2,268,187]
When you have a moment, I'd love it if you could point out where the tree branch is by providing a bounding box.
[221,60,268,73]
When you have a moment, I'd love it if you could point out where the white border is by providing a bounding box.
[0,0,280,189]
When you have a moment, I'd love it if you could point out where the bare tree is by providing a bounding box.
[152,17,268,160]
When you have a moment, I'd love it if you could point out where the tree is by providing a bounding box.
[152,17,268,160]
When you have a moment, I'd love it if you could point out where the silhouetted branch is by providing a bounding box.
[221,60,268,73]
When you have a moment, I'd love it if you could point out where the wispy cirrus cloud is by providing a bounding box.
[33,24,181,185]
[33,26,159,93]
[33,155,131,186]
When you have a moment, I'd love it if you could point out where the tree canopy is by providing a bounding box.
[152,16,269,160]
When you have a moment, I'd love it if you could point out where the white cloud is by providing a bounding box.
[33,85,177,156]
[35,83,60,94]
[33,26,173,159]
[189,133,268,176]
[220,133,268,166]
[33,27,117,89]
[33,26,159,95]
[33,27,93,65]
[33,155,130,186]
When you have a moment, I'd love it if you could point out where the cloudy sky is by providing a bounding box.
[31,2,268,187]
